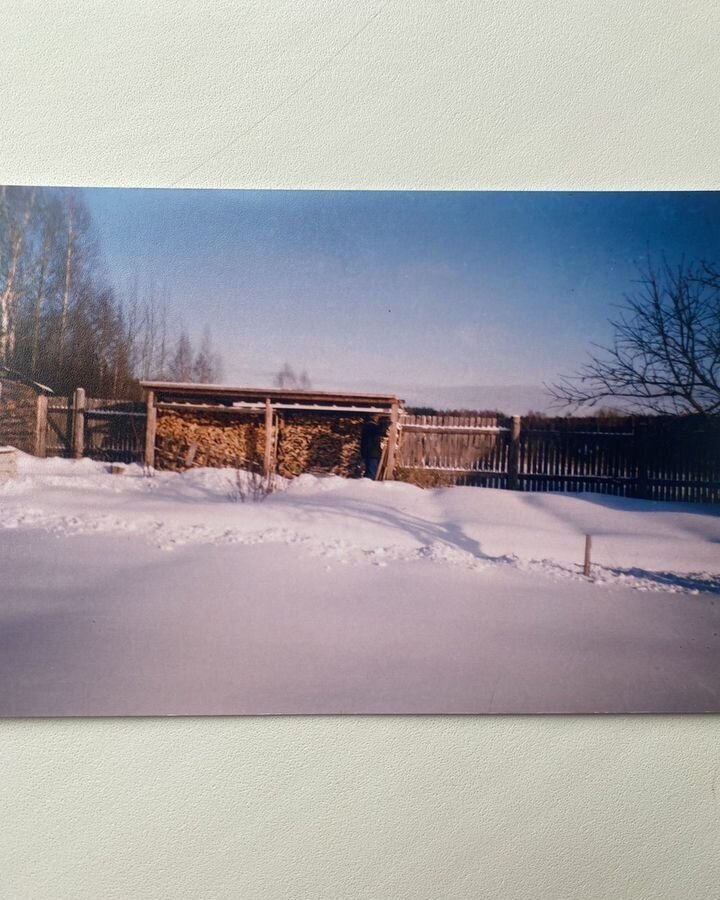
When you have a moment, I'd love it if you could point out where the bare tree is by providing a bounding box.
[168,331,195,382]
[549,259,720,415]
[192,325,223,383]
[1,185,225,396]
[28,194,63,374]
[165,327,224,384]
[57,192,75,369]
[0,186,36,363]
[274,363,312,390]
[120,277,172,381]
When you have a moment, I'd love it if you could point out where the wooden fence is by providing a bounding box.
[395,413,720,503]
[44,389,146,463]
[34,391,720,502]
[395,413,512,489]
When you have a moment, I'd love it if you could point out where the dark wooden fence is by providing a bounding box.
[396,413,720,503]
[45,397,73,457]
[44,390,146,463]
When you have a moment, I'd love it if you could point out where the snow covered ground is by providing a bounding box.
[1,454,719,714]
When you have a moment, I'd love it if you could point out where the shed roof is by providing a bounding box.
[141,381,401,407]
[0,366,54,394]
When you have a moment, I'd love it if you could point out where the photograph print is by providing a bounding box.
[0,187,718,715]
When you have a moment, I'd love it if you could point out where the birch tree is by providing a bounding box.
[0,186,35,364]
[1,185,225,395]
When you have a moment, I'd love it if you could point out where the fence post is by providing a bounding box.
[144,390,157,468]
[35,394,48,458]
[71,387,86,459]
[635,422,649,499]
[263,398,275,477]
[507,415,522,490]
[383,401,400,480]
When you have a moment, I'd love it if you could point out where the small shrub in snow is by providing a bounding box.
[229,460,279,503]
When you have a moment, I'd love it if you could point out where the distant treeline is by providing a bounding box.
[0,186,222,397]
[407,407,506,417]
[406,406,631,418]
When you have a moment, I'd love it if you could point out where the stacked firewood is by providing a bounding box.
[155,410,366,477]
[0,382,37,454]
[277,415,364,478]
[156,411,265,470]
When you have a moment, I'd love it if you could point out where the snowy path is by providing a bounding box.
[1,456,719,714]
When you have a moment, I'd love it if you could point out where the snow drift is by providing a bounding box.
[0,454,718,714]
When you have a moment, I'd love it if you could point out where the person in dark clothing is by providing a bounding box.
[360,418,383,479]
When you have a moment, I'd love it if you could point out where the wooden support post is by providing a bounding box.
[183,442,198,469]
[35,394,48,458]
[383,401,400,481]
[71,387,86,460]
[507,415,522,490]
[263,398,274,477]
[144,390,157,468]
[583,534,593,578]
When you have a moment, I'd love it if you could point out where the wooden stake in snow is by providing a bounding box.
[583,534,592,578]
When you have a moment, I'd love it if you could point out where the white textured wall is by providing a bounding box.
[2,3,719,897]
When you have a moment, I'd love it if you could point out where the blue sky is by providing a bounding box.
[82,189,720,401]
